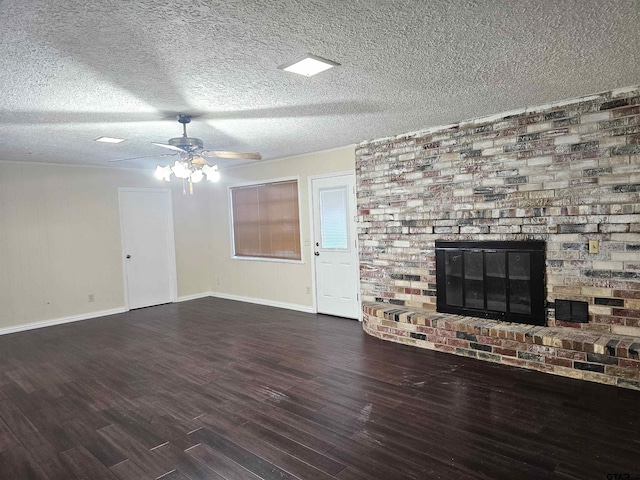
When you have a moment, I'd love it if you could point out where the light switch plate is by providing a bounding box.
[588,240,599,254]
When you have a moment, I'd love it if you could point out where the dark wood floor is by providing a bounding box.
[0,298,639,480]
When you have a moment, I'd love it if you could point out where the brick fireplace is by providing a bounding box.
[356,85,640,389]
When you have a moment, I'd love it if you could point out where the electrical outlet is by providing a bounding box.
[306,286,311,294]
[588,240,599,254]
[216,278,221,286]
[88,294,95,302]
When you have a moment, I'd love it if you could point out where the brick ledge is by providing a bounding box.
[362,302,640,390]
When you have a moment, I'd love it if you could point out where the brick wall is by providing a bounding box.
[356,86,640,336]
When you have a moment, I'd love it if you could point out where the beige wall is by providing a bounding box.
[0,162,213,330]
[208,146,355,309]
[0,145,355,331]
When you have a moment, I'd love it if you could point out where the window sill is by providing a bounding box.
[231,256,304,264]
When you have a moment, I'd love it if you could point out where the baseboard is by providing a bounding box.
[177,292,214,302]
[0,307,127,336]
[209,291,316,314]
[0,293,315,336]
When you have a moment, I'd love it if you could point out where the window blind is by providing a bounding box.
[231,180,301,260]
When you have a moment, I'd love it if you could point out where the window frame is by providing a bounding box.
[228,176,304,264]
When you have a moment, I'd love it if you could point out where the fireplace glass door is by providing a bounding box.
[436,241,545,325]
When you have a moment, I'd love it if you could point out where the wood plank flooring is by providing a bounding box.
[0,297,639,479]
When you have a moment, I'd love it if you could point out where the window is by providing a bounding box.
[319,186,349,250]
[230,179,301,261]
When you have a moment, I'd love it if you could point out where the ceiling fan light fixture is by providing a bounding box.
[190,169,204,183]
[95,136,126,144]
[171,161,191,179]
[155,165,172,181]
[279,54,340,77]
[202,164,220,182]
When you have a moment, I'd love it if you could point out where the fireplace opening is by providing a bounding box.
[435,241,546,326]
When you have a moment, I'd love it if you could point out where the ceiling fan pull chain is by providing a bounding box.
[182,179,187,196]
[189,178,194,195]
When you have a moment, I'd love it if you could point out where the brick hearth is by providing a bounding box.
[363,303,640,390]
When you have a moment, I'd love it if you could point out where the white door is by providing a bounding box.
[119,189,177,310]
[312,174,360,319]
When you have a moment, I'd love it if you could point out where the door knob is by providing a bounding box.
[126,255,131,259]
[314,252,320,256]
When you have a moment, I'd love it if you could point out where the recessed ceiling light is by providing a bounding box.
[278,54,340,77]
[95,136,126,144]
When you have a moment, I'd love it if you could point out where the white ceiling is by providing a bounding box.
[1,0,639,169]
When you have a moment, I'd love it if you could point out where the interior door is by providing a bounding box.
[119,189,177,310]
[312,174,360,319]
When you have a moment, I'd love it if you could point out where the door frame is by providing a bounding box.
[308,171,361,320]
[118,188,178,311]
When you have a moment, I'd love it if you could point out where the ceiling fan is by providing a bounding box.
[150,114,262,161]
[110,114,262,194]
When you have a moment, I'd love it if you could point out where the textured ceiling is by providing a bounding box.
[1,0,639,169]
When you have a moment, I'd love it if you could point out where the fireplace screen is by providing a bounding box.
[435,241,546,326]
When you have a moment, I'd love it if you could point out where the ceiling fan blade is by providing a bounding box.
[108,152,179,163]
[191,157,209,166]
[200,150,262,160]
[152,142,188,153]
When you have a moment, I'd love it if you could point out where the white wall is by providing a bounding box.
[208,146,355,310]
[0,162,213,330]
